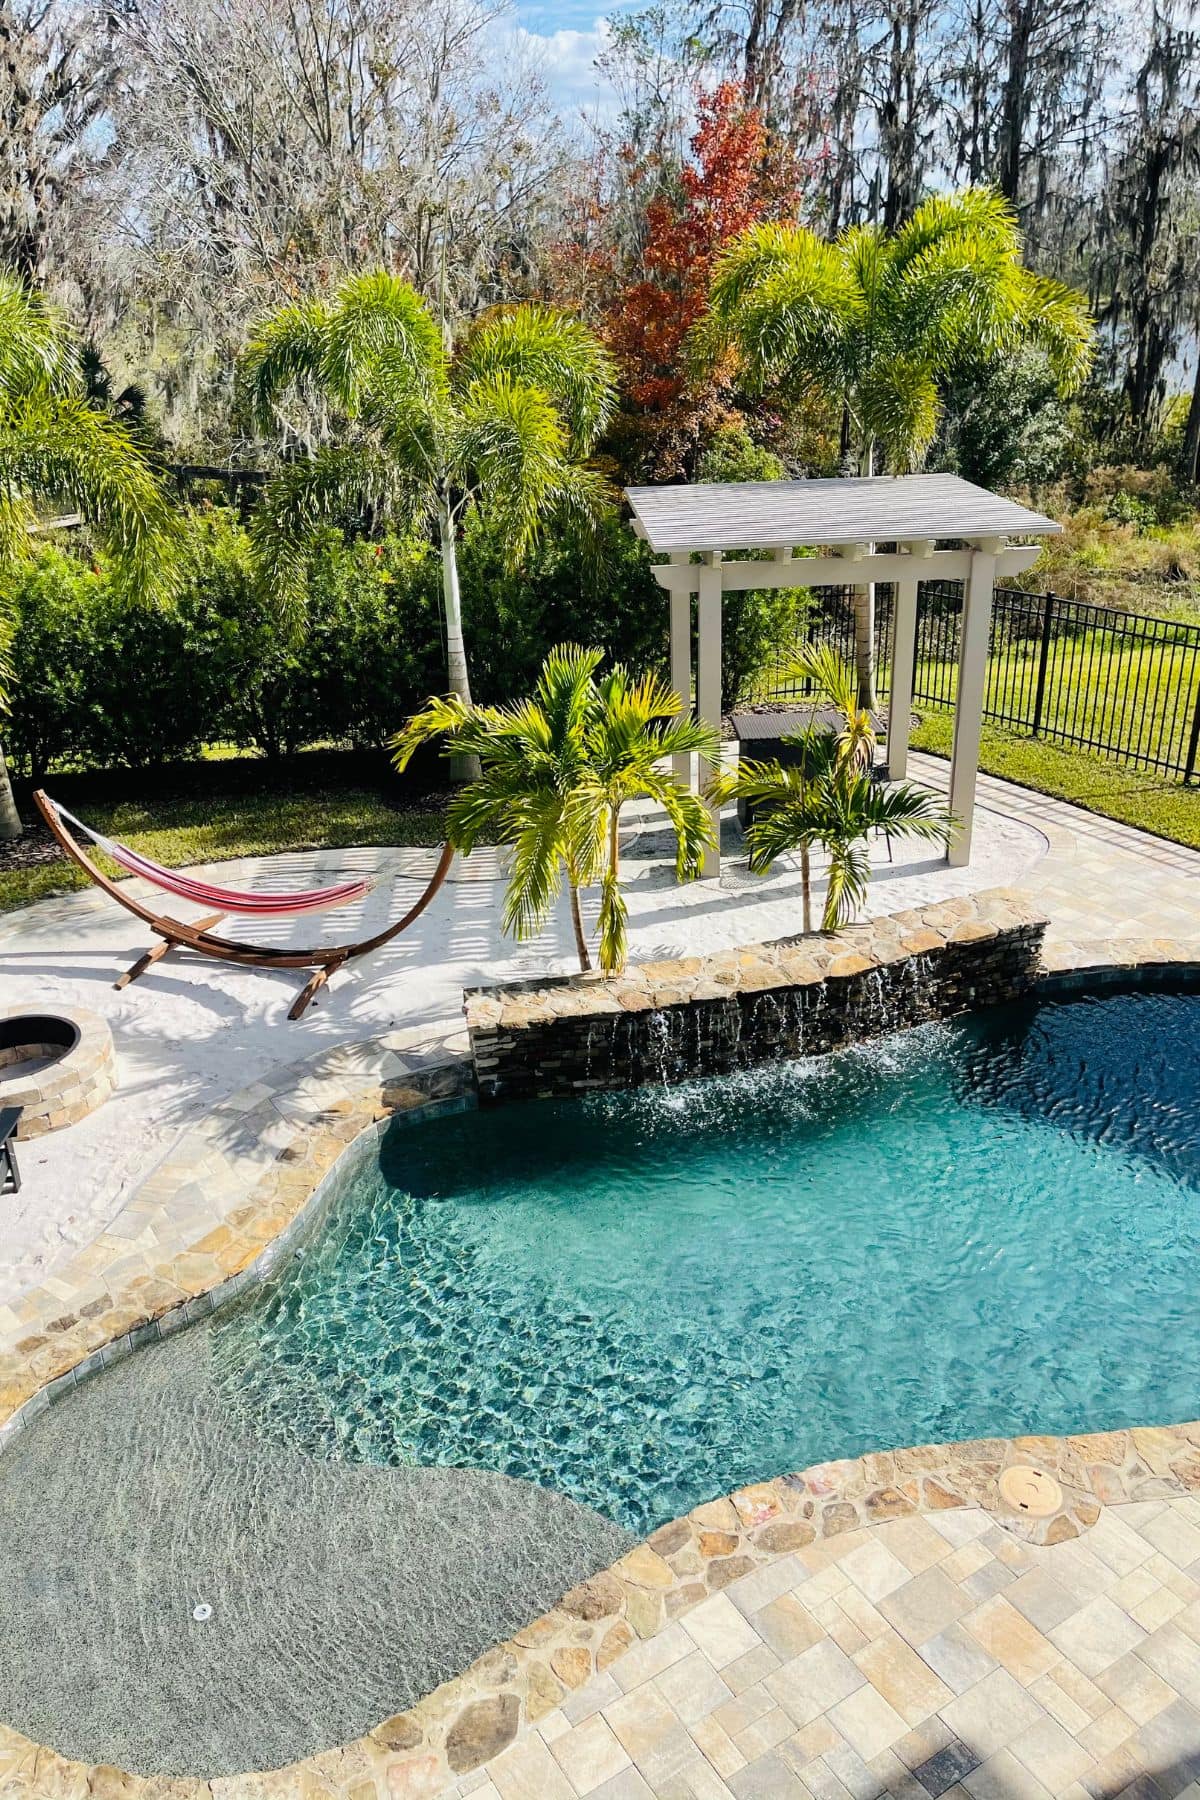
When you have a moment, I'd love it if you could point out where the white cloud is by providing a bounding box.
[505,14,620,119]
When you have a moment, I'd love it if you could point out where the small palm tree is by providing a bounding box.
[392,645,719,973]
[695,188,1094,704]
[240,274,617,720]
[0,272,179,838]
[713,648,952,930]
[790,641,878,773]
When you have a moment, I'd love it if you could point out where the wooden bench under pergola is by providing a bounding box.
[625,473,1060,877]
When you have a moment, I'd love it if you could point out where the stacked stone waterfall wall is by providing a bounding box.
[465,888,1048,1104]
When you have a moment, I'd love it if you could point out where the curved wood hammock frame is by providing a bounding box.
[34,791,455,1020]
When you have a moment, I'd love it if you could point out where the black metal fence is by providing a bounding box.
[760,582,1200,784]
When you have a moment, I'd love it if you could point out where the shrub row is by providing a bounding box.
[4,505,794,777]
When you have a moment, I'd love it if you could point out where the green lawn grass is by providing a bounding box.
[910,712,1200,850]
[0,779,448,915]
[907,629,1200,776]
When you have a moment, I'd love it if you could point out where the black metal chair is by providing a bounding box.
[1,1107,22,1195]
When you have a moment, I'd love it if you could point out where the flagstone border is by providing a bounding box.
[1,923,1199,1797]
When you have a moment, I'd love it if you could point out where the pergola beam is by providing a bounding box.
[668,551,692,786]
[947,541,1000,865]
[652,544,1042,593]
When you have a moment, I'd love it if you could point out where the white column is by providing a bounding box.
[887,556,921,780]
[697,555,723,878]
[668,552,693,787]
[948,541,998,866]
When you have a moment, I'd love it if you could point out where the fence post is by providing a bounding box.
[1030,593,1056,739]
[1185,678,1200,786]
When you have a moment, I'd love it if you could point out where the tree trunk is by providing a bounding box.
[997,0,1032,203]
[853,441,878,710]
[801,842,812,934]
[1180,338,1200,486]
[436,499,479,781]
[0,743,22,841]
[569,881,592,971]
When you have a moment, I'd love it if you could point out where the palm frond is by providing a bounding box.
[822,837,872,928]
[1017,272,1095,393]
[0,585,15,715]
[0,271,77,403]
[249,444,395,632]
[238,299,332,434]
[501,791,569,941]
[2,396,180,602]
[323,271,448,416]
[638,768,717,880]
[856,353,942,469]
[597,864,629,972]
[452,372,569,560]
[698,234,860,392]
[456,305,617,456]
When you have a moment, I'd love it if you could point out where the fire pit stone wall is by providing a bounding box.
[0,1007,117,1136]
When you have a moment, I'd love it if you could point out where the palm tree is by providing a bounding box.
[0,272,180,839]
[240,273,617,721]
[695,188,1095,705]
[712,648,952,930]
[392,645,719,973]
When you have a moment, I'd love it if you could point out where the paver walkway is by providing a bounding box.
[906,756,1199,966]
[451,1495,1200,1800]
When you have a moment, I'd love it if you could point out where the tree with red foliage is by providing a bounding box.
[601,82,807,477]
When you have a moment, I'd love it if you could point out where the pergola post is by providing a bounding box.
[668,552,693,786]
[948,541,999,866]
[697,554,723,877]
[887,543,929,780]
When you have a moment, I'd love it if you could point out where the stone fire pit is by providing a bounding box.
[0,1007,117,1137]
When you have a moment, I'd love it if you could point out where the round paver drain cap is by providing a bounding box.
[998,1465,1063,1518]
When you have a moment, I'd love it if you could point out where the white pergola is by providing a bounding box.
[625,473,1060,877]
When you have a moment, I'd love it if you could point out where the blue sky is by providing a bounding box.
[507,0,626,115]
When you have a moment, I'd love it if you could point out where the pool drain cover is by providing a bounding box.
[192,1602,213,1622]
[998,1465,1062,1518]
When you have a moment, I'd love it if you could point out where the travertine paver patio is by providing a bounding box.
[444,1492,1200,1800]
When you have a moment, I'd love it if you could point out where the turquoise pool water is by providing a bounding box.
[212,987,1200,1533]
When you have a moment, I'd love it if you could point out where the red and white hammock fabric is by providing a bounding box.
[44,796,373,918]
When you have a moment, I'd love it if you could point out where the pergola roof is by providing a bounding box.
[625,473,1060,554]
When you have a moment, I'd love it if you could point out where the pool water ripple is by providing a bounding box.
[209,988,1200,1534]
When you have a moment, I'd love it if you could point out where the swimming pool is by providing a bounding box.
[212,985,1200,1534]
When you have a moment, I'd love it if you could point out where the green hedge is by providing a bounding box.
[3,501,791,776]
[4,512,446,775]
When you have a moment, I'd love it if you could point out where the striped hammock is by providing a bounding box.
[43,796,372,917]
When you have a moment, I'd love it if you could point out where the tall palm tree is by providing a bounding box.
[0,272,180,839]
[240,273,618,718]
[695,188,1095,705]
[392,644,719,973]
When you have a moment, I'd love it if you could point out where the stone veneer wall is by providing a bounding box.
[466,887,1048,1104]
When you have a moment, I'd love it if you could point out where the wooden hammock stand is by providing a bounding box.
[34,790,455,1021]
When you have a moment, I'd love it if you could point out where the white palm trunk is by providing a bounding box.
[437,498,473,707]
[0,743,22,841]
[437,499,479,781]
[854,440,878,710]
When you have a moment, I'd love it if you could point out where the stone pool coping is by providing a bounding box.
[0,906,1198,1796]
